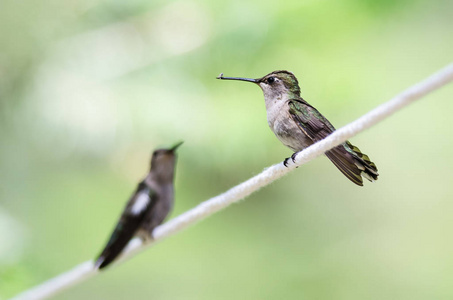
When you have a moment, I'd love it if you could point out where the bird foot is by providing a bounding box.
[283,152,299,168]
[283,157,290,167]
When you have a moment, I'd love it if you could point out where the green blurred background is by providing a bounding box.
[1,0,453,299]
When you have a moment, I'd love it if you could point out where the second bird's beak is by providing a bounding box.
[216,73,259,83]
[169,141,184,152]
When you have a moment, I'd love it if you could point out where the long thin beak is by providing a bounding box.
[216,73,258,83]
[169,141,184,152]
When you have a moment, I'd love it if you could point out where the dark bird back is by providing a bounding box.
[95,183,155,269]
[95,143,181,270]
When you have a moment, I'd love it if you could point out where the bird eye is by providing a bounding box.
[267,77,275,84]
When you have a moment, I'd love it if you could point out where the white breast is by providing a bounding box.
[265,95,289,129]
[264,97,312,152]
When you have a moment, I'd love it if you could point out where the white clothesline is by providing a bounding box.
[10,62,453,300]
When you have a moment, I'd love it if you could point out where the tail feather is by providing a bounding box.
[95,186,155,270]
[345,141,378,177]
[326,146,364,186]
[96,237,131,270]
[96,214,145,270]
[325,141,379,186]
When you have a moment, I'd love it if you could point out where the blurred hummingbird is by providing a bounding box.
[95,142,183,270]
[217,71,378,186]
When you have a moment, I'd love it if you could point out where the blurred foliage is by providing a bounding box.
[1,0,453,299]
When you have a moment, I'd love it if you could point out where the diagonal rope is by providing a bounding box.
[10,62,453,300]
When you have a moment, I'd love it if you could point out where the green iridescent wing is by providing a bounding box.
[95,182,157,269]
[288,99,378,186]
[287,99,335,140]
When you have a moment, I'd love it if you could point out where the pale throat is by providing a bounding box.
[263,92,291,128]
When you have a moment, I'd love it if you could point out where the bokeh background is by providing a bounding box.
[1,0,453,299]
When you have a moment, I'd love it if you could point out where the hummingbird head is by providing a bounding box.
[217,70,301,100]
[149,141,183,182]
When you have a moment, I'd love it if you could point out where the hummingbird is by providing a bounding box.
[217,71,378,186]
[95,142,183,270]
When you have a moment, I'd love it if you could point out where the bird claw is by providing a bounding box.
[216,73,224,79]
[283,153,299,168]
[283,157,290,167]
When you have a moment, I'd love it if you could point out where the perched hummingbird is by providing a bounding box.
[217,71,378,186]
[95,142,183,269]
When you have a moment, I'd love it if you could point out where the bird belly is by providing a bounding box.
[142,188,173,234]
[272,116,313,152]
